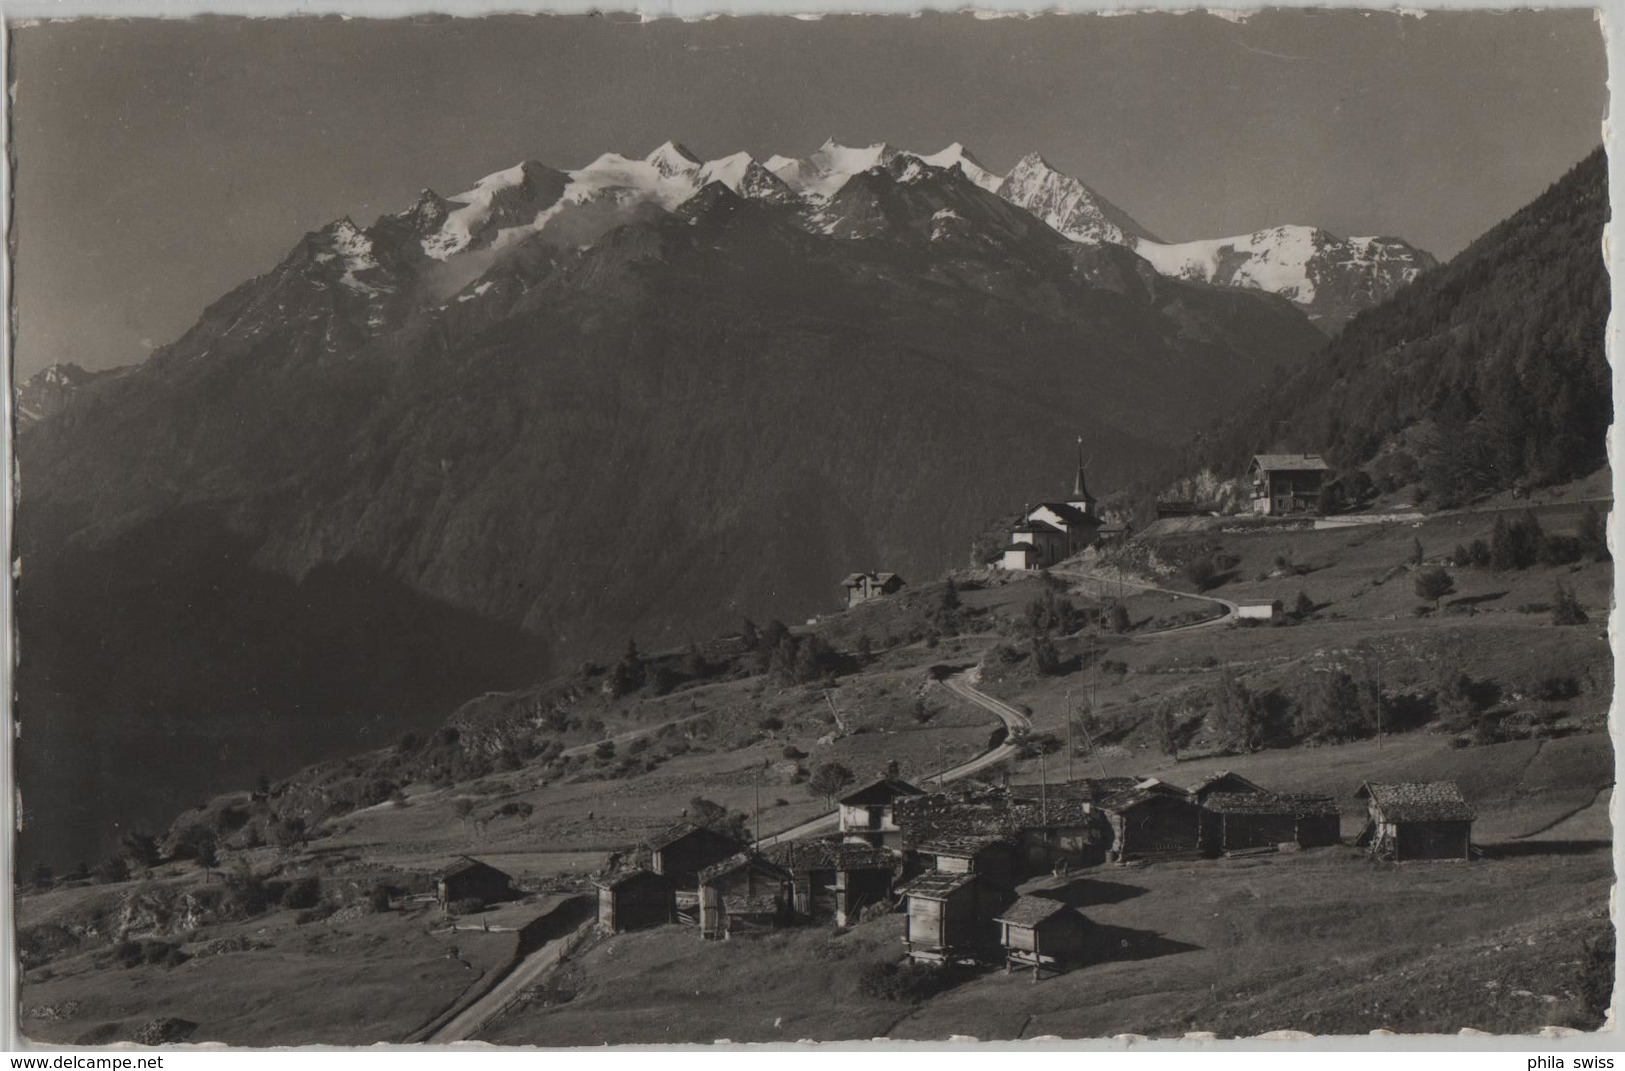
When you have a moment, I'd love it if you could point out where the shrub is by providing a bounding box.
[782,745,806,760]
[1293,590,1315,618]
[1413,567,1455,608]
[857,959,955,1003]
[1552,581,1588,625]
[1030,635,1061,676]
[366,884,393,913]
[283,874,322,910]
[1107,602,1131,634]
[1184,556,1218,591]
[807,762,856,806]
[1534,675,1582,701]
[594,740,616,761]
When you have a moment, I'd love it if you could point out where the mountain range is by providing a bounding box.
[18,138,1409,868]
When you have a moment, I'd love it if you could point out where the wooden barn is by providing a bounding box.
[897,871,1012,963]
[838,775,925,849]
[647,822,744,886]
[995,896,1090,981]
[765,838,897,926]
[1185,771,1268,802]
[1249,453,1331,516]
[696,853,794,940]
[915,835,1022,890]
[592,868,672,933]
[1355,781,1475,862]
[1097,781,1204,861]
[1199,792,1342,854]
[1004,791,1115,873]
[435,857,517,909]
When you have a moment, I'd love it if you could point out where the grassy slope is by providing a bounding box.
[18,896,523,1046]
[16,492,1615,1044]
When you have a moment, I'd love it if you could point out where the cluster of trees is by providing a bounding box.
[1187,658,1461,755]
[1452,508,1607,572]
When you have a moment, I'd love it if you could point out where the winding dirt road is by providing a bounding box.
[755,668,1030,848]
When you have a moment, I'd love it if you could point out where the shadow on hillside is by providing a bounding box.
[1084,923,1200,964]
[1448,591,1509,609]
[1476,839,1611,859]
[1033,876,1148,908]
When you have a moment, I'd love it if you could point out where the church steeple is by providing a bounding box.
[1070,437,1097,519]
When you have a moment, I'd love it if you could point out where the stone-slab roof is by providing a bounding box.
[1356,781,1475,822]
[995,895,1074,928]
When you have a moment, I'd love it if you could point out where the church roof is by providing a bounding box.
[1031,502,1097,527]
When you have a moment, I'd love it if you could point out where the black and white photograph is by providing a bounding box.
[7,6,1616,1048]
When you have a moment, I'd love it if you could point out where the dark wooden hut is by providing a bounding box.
[995,896,1090,980]
[1097,781,1203,861]
[647,822,744,886]
[696,853,794,940]
[593,868,673,933]
[764,838,897,926]
[435,857,517,908]
[915,834,1022,889]
[897,871,1012,963]
[1355,781,1475,862]
[1199,792,1342,854]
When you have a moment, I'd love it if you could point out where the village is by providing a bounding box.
[14,441,1612,1044]
[441,448,1481,988]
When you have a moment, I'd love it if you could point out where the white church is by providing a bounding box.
[999,444,1104,571]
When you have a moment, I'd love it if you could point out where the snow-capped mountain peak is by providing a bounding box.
[999,152,1160,246]
[1134,225,1436,329]
[768,140,905,200]
[396,138,1426,331]
[645,141,704,178]
[916,143,1002,192]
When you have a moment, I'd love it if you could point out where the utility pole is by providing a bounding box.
[1039,750,1049,827]
[754,766,762,845]
[1065,689,1075,784]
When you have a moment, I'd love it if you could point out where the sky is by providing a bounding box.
[9,9,1607,377]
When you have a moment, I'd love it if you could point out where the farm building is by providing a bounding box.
[895,786,1011,842]
[764,838,898,926]
[1249,453,1331,516]
[897,870,1013,963]
[593,868,673,933]
[1355,781,1475,862]
[915,835,1022,889]
[1004,793,1114,872]
[838,774,925,849]
[1198,792,1342,854]
[1236,599,1284,623]
[435,857,517,909]
[1097,781,1204,861]
[842,572,906,610]
[647,822,744,887]
[995,896,1090,981]
[696,853,795,939]
[1184,771,1267,802]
